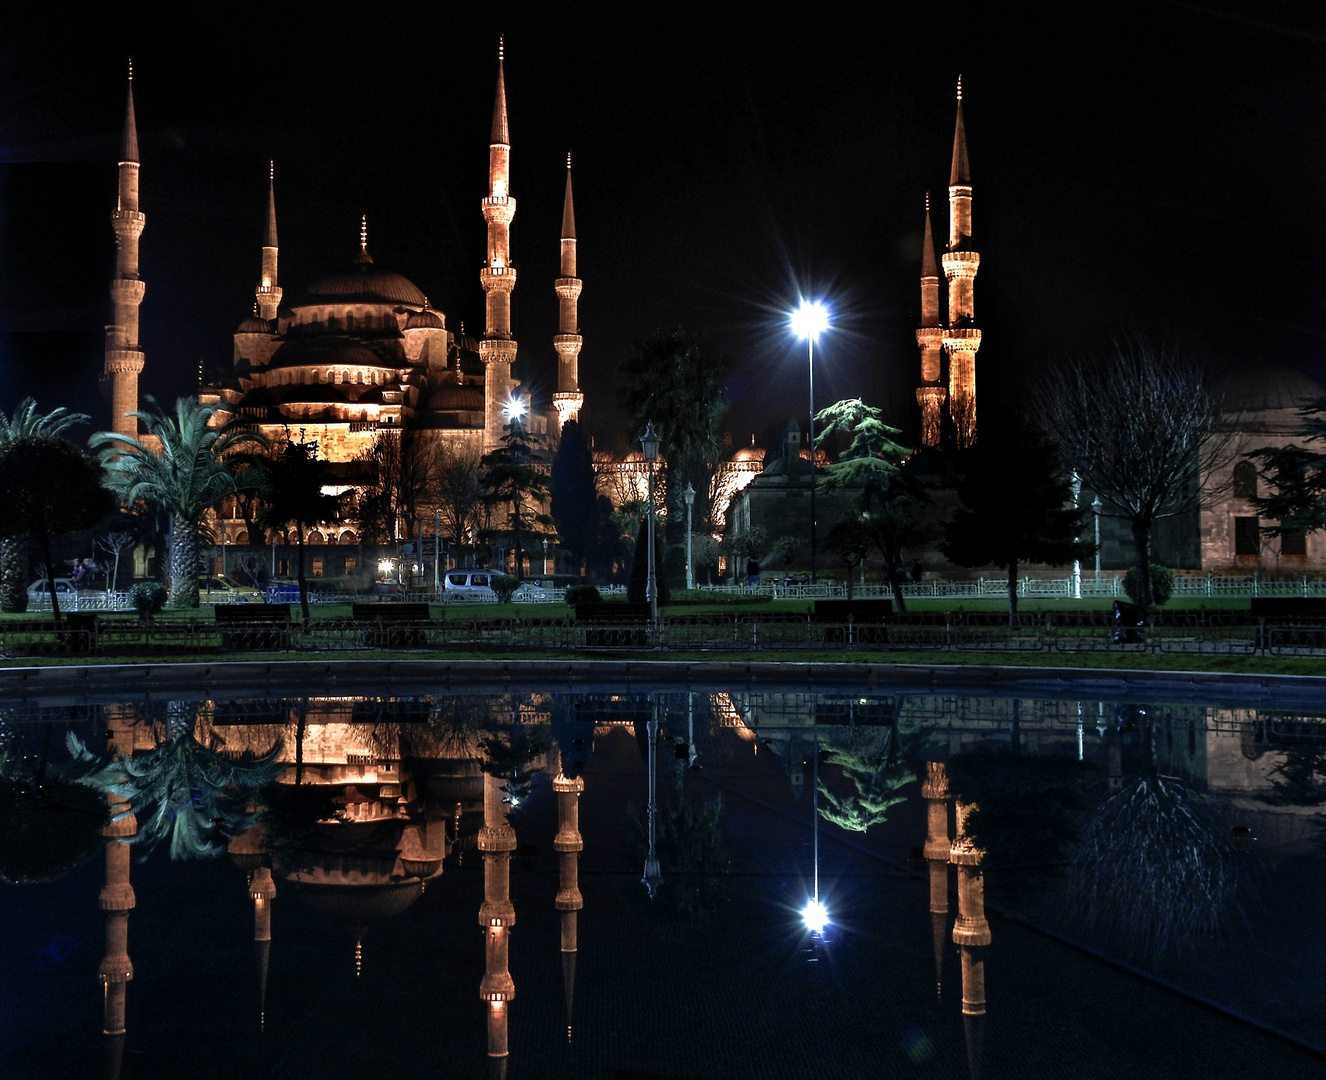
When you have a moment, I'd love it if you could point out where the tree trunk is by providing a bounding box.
[888,560,907,613]
[1131,517,1153,610]
[168,516,201,608]
[295,530,310,627]
[39,534,62,625]
[1,535,30,613]
[1007,560,1019,625]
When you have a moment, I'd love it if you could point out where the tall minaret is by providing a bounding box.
[256,162,282,321]
[481,37,518,451]
[942,76,981,450]
[105,63,146,438]
[552,154,584,431]
[552,758,584,1044]
[915,194,945,449]
[251,865,276,1032]
[98,718,137,1080]
[478,772,517,1078]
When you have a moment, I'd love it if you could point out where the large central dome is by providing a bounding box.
[297,252,427,309]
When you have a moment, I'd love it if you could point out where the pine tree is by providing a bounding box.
[480,415,553,578]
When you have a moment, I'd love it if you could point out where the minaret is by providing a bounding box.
[478,772,517,1078]
[256,162,282,321]
[552,154,584,430]
[915,194,945,448]
[481,37,518,451]
[552,759,584,1044]
[105,62,146,438]
[942,76,982,450]
[922,760,951,997]
[951,799,991,1080]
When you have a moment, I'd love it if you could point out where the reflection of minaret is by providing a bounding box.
[552,760,584,1043]
[481,37,518,451]
[105,62,146,437]
[98,720,137,1080]
[942,76,981,449]
[552,154,584,430]
[951,800,991,1080]
[478,772,517,1078]
[251,865,276,1031]
[922,760,951,997]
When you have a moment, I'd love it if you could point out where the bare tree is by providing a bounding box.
[434,440,484,567]
[1033,337,1232,608]
[97,531,136,594]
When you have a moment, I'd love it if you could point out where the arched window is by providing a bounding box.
[1233,462,1258,499]
[339,529,358,546]
[307,529,325,545]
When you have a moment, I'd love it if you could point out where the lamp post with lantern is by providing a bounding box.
[790,299,830,583]
[683,482,695,590]
[641,423,661,622]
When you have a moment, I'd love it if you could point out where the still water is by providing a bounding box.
[1,683,1323,1079]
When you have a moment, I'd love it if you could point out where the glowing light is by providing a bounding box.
[790,299,830,342]
[378,558,394,576]
[802,898,829,934]
[503,396,527,420]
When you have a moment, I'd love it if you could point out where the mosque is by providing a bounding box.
[103,43,585,553]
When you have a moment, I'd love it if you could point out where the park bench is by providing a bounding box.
[575,602,652,647]
[351,603,434,648]
[213,603,292,651]
[813,599,893,644]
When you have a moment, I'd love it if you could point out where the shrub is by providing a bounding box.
[565,583,601,605]
[129,582,167,623]
[1123,564,1173,607]
[491,574,520,603]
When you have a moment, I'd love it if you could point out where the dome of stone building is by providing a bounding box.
[267,338,407,372]
[297,255,427,309]
[1223,362,1325,414]
[236,314,273,334]
[404,306,445,331]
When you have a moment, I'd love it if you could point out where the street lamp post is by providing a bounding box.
[1093,496,1103,579]
[434,510,441,593]
[791,300,830,584]
[641,422,661,623]
[543,538,549,578]
[684,483,695,590]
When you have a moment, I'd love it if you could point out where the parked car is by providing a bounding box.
[199,575,264,602]
[26,577,79,603]
[442,570,498,602]
[511,581,555,603]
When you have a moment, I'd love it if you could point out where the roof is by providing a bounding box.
[297,261,427,308]
[405,307,444,331]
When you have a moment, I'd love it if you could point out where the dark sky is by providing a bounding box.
[3,2,1326,453]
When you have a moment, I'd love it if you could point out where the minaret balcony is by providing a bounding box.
[110,278,146,304]
[481,196,517,225]
[111,209,145,238]
[555,887,584,910]
[941,251,980,278]
[98,882,137,911]
[916,327,944,347]
[555,278,583,300]
[943,327,983,351]
[553,334,583,354]
[480,266,518,292]
[480,339,518,366]
[105,347,145,374]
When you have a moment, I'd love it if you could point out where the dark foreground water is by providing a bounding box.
[1,684,1323,1079]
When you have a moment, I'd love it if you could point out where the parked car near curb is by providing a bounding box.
[199,575,264,602]
[26,578,79,603]
[442,571,498,602]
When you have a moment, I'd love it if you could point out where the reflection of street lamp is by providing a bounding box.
[641,422,661,622]
[642,699,662,900]
[801,714,829,935]
[791,299,830,583]
[683,483,695,590]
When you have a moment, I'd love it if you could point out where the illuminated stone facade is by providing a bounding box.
[105,70,145,438]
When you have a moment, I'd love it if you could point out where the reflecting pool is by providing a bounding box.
[1,682,1323,1078]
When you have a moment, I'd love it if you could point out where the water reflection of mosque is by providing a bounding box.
[92,695,593,1080]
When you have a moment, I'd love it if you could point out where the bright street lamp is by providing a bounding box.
[683,483,696,590]
[791,299,830,583]
[641,422,661,623]
[503,395,527,422]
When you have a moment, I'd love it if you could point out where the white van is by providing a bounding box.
[443,571,498,602]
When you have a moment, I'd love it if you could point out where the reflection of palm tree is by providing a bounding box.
[817,724,915,833]
[0,736,107,883]
[68,727,282,860]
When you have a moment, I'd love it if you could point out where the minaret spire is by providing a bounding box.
[553,756,585,1043]
[255,162,282,320]
[105,62,146,437]
[552,152,584,430]
[481,37,518,450]
[915,193,945,448]
[942,76,981,449]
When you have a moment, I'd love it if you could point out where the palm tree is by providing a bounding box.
[91,397,265,608]
[0,400,90,612]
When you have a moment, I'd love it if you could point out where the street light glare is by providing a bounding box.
[790,299,830,342]
[503,396,527,420]
[801,897,829,934]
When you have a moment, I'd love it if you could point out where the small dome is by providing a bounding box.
[1223,362,1325,414]
[236,315,273,334]
[405,307,444,331]
[733,445,766,463]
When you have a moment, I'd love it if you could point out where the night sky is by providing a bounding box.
[3,2,1326,453]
